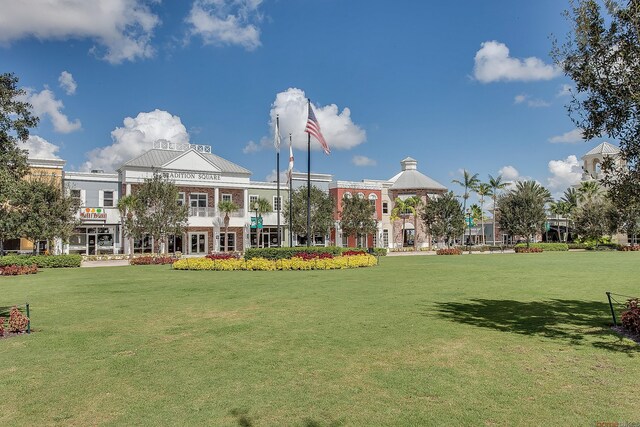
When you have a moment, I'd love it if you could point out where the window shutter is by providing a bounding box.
[98,190,104,207]
[113,190,119,206]
[80,190,86,206]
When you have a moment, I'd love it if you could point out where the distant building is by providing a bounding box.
[329,181,382,248]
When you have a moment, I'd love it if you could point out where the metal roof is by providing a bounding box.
[583,142,620,157]
[120,149,251,175]
[389,169,447,191]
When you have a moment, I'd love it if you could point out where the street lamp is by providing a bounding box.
[466,208,472,254]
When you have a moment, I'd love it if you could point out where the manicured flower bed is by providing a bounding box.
[0,307,30,337]
[205,253,241,260]
[129,256,178,265]
[514,246,543,253]
[172,254,378,271]
[619,245,640,252]
[0,265,38,275]
[436,248,462,255]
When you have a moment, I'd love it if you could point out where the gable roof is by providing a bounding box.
[119,148,251,175]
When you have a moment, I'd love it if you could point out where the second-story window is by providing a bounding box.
[103,191,114,207]
[273,196,282,211]
[71,189,82,206]
[249,195,258,206]
[222,194,232,203]
[190,193,207,207]
[382,202,388,214]
[177,192,185,206]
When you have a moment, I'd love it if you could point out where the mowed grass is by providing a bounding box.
[1,252,640,426]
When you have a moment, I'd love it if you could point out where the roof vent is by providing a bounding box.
[400,157,418,171]
[91,169,104,173]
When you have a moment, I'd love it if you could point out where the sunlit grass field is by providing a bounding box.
[1,252,639,426]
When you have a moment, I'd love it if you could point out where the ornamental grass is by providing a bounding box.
[172,254,377,271]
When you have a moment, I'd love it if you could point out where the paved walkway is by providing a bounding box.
[81,259,130,268]
[387,249,515,256]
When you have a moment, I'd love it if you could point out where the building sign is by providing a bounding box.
[251,216,263,229]
[80,208,107,220]
[162,171,221,181]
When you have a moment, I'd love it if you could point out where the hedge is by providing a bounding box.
[173,254,378,271]
[514,243,569,251]
[0,254,82,268]
[244,246,386,260]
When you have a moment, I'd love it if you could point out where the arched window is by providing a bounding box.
[368,193,377,208]
[343,192,352,199]
[357,192,365,199]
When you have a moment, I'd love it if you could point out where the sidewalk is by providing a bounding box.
[81,259,130,268]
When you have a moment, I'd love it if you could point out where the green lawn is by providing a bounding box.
[1,252,639,426]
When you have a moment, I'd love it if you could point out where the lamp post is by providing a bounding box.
[466,208,472,254]
[254,201,259,248]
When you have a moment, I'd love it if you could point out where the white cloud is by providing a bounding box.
[265,169,289,183]
[20,88,81,133]
[473,40,561,83]
[0,0,160,64]
[498,165,521,182]
[186,0,262,51]
[243,140,261,154]
[547,155,583,195]
[513,94,550,107]
[268,88,366,152]
[22,135,61,159]
[352,155,376,167]
[549,129,584,144]
[557,84,572,97]
[58,71,77,95]
[82,109,189,171]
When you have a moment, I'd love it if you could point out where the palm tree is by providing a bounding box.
[548,200,565,242]
[577,180,602,203]
[217,200,239,252]
[515,180,552,204]
[117,195,140,260]
[452,170,480,243]
[475,183,492,245]
[561,187,578,242]
[405,195,423,251]
[390,197,414,248]
[253,197,272,248]
[488,174,509,245]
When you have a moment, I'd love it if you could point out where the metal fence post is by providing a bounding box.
[26,302,31,334]
[606,292,617,326]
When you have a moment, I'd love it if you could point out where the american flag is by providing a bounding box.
[305,103,330,155]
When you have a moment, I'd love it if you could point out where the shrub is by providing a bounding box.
[436,248,462,255]
[619,245,640,252]
[0,254,82,268]
[567,243,588,250]
[0,265,38,275]
[244,246,345,260]
[129,256,177,265]
[8,306,29,333]
[372,248,387,256]
[514,243,569,251]
[173,254,378,271]
[621,298,640,336]
[342,250,366,256]
[294,252,334,260]
[0,317,4,337]
[206,253,240,260]
[514,246,543,253]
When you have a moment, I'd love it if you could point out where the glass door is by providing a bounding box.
[88,234,96,255]
[190,233,207,254]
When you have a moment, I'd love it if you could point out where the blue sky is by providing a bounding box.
[1,0,608,199]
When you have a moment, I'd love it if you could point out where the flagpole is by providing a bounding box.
[289,133,293,248]
[306,99,311,247]
[276,115,281,247]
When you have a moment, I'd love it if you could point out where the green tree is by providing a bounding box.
[339,194,377,248]
[283,186,334,245]
[573,198,618,247]
[452,170,480,243]
[0,72,39,253]
[553,1,640,243]
[18,178,80,254]
[422,192,465,247]
[488,174,509,245]
[549,200,569,242]
[496,181,551,247]
[217,199,239,251]
[118,194,142,259]
[252,197,272,248]
[405,196,424,250]
[577,180,603,203]
[135,174,189,254]
[561,186,580,241]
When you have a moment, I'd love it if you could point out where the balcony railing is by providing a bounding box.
[189,207,245,218]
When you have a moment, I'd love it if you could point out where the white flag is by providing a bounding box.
[287,135,294,180]
[274,115,281,152]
